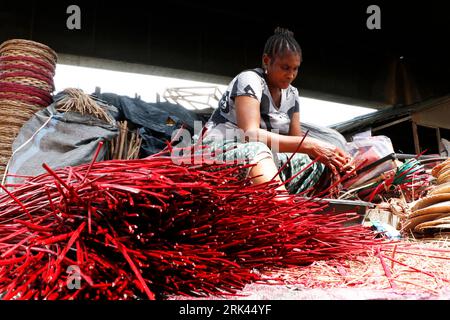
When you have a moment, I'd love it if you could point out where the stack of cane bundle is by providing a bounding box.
[403,158,450,235]
[0,39,57,179]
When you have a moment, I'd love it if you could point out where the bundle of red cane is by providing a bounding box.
[0,143,380,300]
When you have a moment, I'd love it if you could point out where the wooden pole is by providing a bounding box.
[437,127,442,154]
[412,121,420,154]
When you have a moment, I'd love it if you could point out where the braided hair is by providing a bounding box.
[263,27,302,62]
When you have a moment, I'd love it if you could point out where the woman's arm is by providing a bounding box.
[235,96,311,152]
[288,111,302,136]
[287,110,351,170]
[235,96,350,170]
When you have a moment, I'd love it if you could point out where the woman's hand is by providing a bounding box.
[308,140,353,173]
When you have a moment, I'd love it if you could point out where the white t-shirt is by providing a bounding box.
[204,68,300,140]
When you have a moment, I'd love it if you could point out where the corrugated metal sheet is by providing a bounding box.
[332,95,450,134]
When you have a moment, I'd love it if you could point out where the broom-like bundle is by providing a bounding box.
[107,120,142,160]
[55,88,114,125]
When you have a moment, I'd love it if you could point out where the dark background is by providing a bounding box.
[1,1,449,108]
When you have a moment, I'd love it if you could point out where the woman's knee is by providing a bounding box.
[247,142,272,155]
[246,142,274,164]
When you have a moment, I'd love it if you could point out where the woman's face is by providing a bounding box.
[264,51,301,89]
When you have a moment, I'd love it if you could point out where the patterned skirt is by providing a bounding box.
[199,139,326,194]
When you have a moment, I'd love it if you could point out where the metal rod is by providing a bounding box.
[437,127,442,154]
[412,121,420,154]
[372,116,411,132]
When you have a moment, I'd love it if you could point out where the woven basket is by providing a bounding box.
[0,75,53,92]
[0,156,9,163]
[0,63,53,84]
[0,89,51,102]
[0,56,55,75]
[0,138,17,149]
[0,64,55,81]
[0,99,41,109]
[0,161,8,176]
[0,48,56,67]
[0,49,56,67]
[0,39,57,66]
[0,83,52,103]
[0,93,50,108]
[0,39,57,181]
[0,101,42,180]
[0,39,57,56]
[0,139,21,169]
[0,103,40,127]
[0,71,54,88]
[0,103,40,120]
[0,81,53,98]
[0,39,57,61]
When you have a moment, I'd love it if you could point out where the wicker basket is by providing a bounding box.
[0,64,54,81]
[0,39,57,60]
[0,39,57,66]
[0,85,52,105]
[0,39,57,182]
[0,94,49,108]
[0,49,56,68]
[0,64,53,85]
[0,101,42,180]
[0,99,40,109]
[0,79,52,95]
[0,39,57,57]
[0,102,40,127]
[0,75,53,92]
[0,56,55,75]
[0,105,40,123]
[0,39,57,96]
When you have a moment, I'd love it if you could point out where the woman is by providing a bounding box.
[200,27,353,195]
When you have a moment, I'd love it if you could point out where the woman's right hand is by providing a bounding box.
[308,140,353,173]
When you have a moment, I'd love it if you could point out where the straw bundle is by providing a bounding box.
[403,158,450,235]
[0,39,57,180]
[55,88,113,124]
[264,239,450,297]
[106,120,142,160]
[54,89,139,161]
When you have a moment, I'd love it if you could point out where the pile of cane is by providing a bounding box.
[0,39,57,179]
[348,158,431,203]
[404,158,450,235]
[0,144,380,300]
